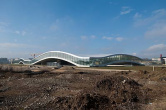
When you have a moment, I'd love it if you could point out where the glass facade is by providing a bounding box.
[13,51,143,67]
[89,54,142,66]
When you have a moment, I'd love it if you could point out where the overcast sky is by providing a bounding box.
[0,0,166,58]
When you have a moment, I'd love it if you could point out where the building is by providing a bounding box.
[163,58,166,65]
[11,58,31,64]
[152,54,165,65]
[0,58,9,64]
[13,51,144,67]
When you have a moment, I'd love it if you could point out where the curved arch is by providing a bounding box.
[35,51,89,59]
[29,51,90,67]
[90,54,143,67]
[32,57,90,67]
[18,61,24,64]
[104,54,142,60]
[91,54,142,60]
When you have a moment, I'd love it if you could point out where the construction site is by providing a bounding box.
[1,0,165,109]
[0,65,166,110]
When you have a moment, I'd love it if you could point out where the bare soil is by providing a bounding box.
[0,65,166,110]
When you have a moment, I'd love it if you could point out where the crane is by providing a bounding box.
[30,53,41,58]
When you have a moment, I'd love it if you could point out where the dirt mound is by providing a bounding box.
[72,93,110,110]
[95,76,149,109]
[40,76,150,110]
[96,76,141,90]
[41,93,110,110]
[139,70,149,74]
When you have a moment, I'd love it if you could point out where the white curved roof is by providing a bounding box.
[35,51,89,59]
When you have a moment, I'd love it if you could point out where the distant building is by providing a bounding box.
[152,54,165,65]
[0,58,9,64]
[152,58,161,61]
[163,58,166,65]
[11,58,31,64]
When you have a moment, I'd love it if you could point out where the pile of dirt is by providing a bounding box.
[39,75,150,110]
[95,75,150,109]
[72,93,110,110]
[40,93,110,110]
[139,70,149,74]
[96,75,141,90]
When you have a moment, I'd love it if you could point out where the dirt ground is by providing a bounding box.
[0,65,166,110]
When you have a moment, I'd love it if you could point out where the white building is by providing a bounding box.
[163,58,166,64]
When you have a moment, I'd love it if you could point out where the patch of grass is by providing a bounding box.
[92,66,166,71]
